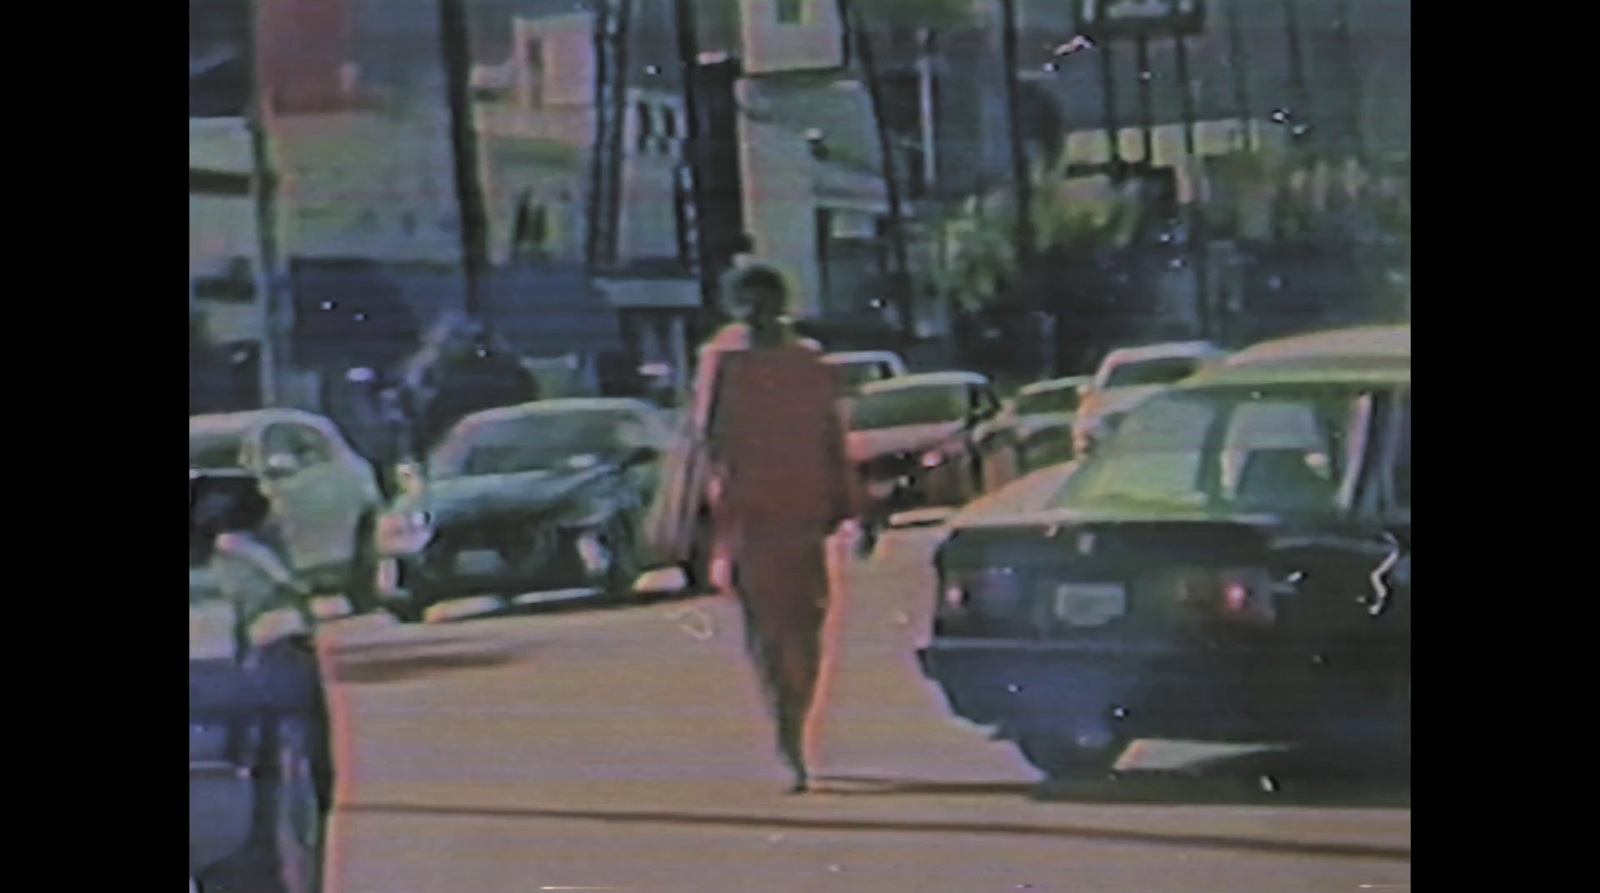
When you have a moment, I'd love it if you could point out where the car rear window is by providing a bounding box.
[1016,387,1080,415]
[1104,357,1202,389]
[190,432,245,469]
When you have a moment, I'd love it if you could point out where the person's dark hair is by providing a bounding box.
[734,266,786,295]
[728,265,789,323]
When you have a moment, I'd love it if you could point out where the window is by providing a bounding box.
[263,424,335,469]
[1049,386,1373,516]
[191,432,246,470]
[1104,357,1203,389]
[776,0,804,25]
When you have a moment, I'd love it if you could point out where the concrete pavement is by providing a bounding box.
[315,527,1410,893]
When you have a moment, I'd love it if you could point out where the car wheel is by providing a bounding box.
[685,512,714,592]
[345,514,380,615]
[1016,734,1122,782]
[195,714,328,893]
[601,514,643,598]
[270,719,327,893]
[394,553,449,624]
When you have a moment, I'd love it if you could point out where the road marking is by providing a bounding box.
[667,607,715,640]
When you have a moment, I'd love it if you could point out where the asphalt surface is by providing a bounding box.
[315,527,1411,893]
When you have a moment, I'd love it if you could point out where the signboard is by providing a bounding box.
[1077,0,1207,39]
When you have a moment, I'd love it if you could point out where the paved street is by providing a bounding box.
[316,528,1411,893]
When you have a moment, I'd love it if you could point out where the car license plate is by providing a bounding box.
[1053,583,1127,627]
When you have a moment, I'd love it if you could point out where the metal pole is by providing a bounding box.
[439,0,492,327]
[244,0,281,406]
[1000,0,1035,268]
[918,27,939,197]
[1099,40,1122,170]
[1282,0,1313,156]
[1175,36,1210,340]
[1226,0,1253,151]
[1134,34,1155,168]
[673,0,719,317]
[846,0,915,341]
[1333,0,1361,164]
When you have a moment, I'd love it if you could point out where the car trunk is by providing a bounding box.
[936,516,1277,644]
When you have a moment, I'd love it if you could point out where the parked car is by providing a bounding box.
[919,325,1410,782]
[976,375,1090,489]
[191,469,333,893]
[190,409,388,614]
[373,398,675,621]
[822,350,909,392]
[846,371,1003,536]
[1072,341,1229,457]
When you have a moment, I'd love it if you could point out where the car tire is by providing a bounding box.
[267,717,327,893]
[1016,734,1122,782]
[685,511,714,592]
[602,513,643,598]
[345,513,380,616]
[195,706,329,893]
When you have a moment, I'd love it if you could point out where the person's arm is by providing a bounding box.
[817,369,862,528]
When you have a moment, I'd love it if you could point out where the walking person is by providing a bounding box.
[695,265,859,794]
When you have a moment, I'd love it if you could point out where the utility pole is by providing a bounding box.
[591,0,634,275]
[244,0,281,406]
[844,0,915,342]
[1134,34,1154,169]
[438,0,492,328]
[1225,0,1254,151]
[672,0,717,317]
[1000,0,1035,270]
[1175,36,1210,340]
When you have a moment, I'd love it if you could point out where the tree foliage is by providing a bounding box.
[939,170,1142,311]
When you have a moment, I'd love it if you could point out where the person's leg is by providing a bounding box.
[775,622,824,792]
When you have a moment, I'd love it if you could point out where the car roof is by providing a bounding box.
[1017,375,1090,397]
[858,371,988,394]
[189,408,329,436]
[1100,340,1226,368]
[822,350,902,364]
[1183,325,1411,389]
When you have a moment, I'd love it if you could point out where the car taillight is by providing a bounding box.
[1175,568,1276,627]
[940,569,1020,614]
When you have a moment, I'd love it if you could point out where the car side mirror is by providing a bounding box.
[263,453,300,479]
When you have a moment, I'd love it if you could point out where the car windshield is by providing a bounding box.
[1016,386,1080,415]
[190,431,245,469]
[848,384,969,430]
[834,360,891,388]
[1104,357,1203,389]
[430,409,656,478]
[1048,385,1374,516]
